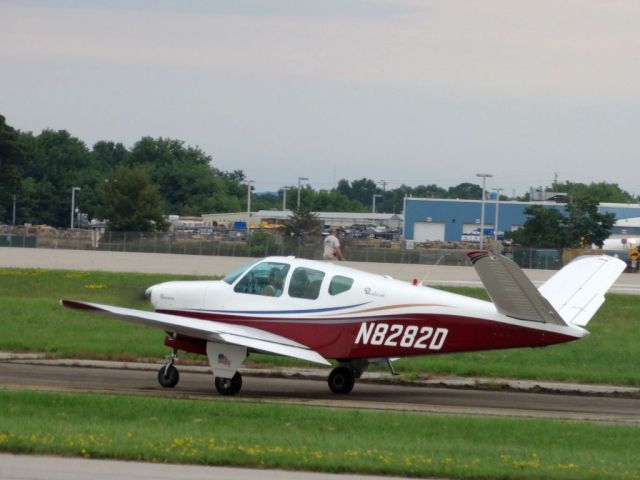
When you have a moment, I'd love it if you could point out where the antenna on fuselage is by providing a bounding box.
[419,254,446,286]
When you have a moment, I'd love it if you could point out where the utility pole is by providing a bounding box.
[493,188,504,241]
[281,186,290,211]
[476,174,492,249]
[297,176,308,209]
[246,180,254,234]
[12,195,16,226]
[372,194,382,213]
[70,187,81,229]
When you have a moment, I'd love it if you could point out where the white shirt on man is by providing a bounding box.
[323,234,340,260]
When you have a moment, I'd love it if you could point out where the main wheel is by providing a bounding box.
[214,372,243,395]
[328,366,355,394]
[157,364,179,388]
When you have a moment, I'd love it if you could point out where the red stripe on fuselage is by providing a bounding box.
[157,309,577,360]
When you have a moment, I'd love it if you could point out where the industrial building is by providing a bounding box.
[202,210,403,230]
[403,197,640,243]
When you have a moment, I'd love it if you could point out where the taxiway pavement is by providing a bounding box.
[1,246,639,293]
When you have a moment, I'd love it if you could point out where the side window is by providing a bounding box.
[288,267,325,300]
[234,262,290,297]
[329,275,354,296]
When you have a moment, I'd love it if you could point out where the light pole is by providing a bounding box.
[372,194,382,213]
[476,174,492,249]
[12,194,16,226]
[493,188,504,241]
[246,180,254,234]
[70,187,81,229]
[297,176,308,209]
[281,186,290,212]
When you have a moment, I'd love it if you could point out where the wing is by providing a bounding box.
[61,299,330,366]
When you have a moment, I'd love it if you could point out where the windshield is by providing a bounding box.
[222,259,260,285]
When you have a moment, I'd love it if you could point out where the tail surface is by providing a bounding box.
[538,254,625,326]
[468,251,625,327]
[468,251,565,325]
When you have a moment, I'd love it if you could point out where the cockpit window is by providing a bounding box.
[288,267,325,300]
[329,275,354,296]
[233,262,290,297]
[223,259,260,285]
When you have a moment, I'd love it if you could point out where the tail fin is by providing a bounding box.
[468,251,566,325]
[538,254,625,326]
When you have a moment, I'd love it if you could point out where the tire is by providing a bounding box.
[328,366,355,395]
[157,364,179,388]
[214,372,243,395]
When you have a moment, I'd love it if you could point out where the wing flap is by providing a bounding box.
[61,299,330,366]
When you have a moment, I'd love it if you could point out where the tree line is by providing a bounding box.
[0,114,636,237]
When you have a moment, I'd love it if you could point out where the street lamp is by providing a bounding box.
[246,180,254,234]
[70,187,81,229]
[476,174,492,249]
[281,186,290,212]
[493,188,504,241]
[372,194,382,213]
[297,176,309,209]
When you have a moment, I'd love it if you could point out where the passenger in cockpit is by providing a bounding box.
[289,269,309,298]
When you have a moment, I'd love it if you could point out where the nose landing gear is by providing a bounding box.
[157,349,179,388]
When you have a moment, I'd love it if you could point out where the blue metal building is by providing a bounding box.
[403,198,640,242]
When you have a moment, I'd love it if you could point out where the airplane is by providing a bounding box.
[61,251,625,396]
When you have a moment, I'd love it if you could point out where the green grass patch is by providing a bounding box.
[1,268,639,384]
[1,389,639,479]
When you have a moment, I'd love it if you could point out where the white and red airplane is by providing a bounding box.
[62,251,625,395]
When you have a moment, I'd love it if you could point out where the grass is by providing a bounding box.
[1,389,639,479]
[1,268,639,384]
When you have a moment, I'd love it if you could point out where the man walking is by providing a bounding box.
[323,226,345,261]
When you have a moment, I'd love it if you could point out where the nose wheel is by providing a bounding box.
[157,364,179,388]
[157,349,179,388]
[328,366,355,394]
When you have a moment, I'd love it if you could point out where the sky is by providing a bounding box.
[2,0,640,196]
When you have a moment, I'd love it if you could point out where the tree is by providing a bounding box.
[336,178,379,206]
[511,205,567,248]
[99,165,168,232]
[17,129,94,226]
[0,115,23,223]
[552,181,637,203]
[282,207,322,238]
[447,182,483,199]
[511,198,615,248]
[565,197,615,248]
[413,184,447,198]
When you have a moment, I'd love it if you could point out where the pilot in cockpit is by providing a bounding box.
[262,267,284,297]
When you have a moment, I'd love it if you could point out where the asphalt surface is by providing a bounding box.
[0,453,413,480]
[2,361,640,425]
[2,246,640,293]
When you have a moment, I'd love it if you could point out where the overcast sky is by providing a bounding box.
[2,0,640,196]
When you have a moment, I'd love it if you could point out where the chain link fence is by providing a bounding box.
[0,225,587,270]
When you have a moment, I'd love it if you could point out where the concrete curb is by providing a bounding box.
[2,352,638,397]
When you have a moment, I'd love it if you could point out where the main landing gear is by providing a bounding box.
[327,359,369,395]
[214,372,243,395]
[328,366,355,394]
[157,349,179,388]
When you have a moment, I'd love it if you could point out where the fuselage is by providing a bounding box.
[147,256,583,360]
